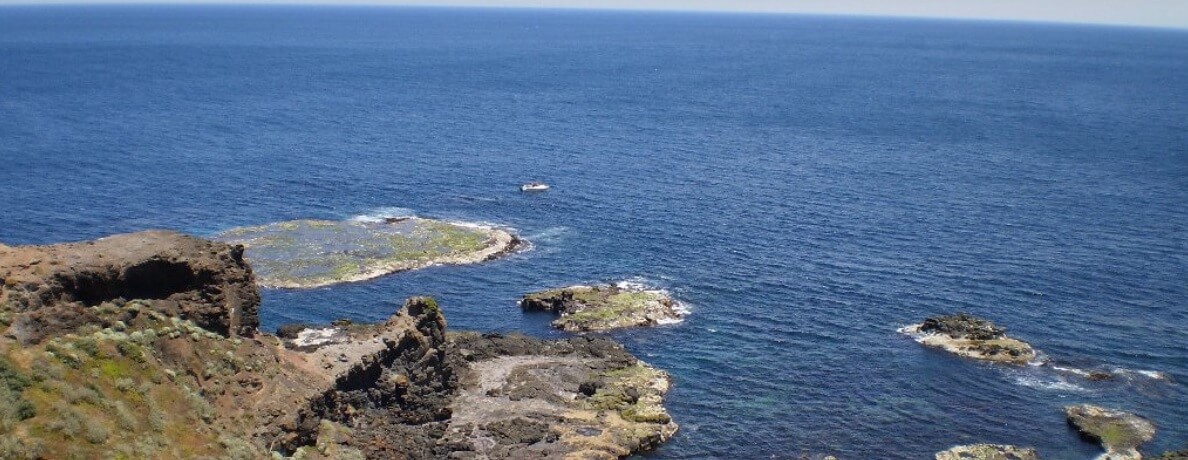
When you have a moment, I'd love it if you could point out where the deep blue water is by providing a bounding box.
[2,6,1186,458]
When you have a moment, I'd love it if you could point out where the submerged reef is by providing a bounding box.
[216,217,521,288]
[900,313,1036,364]
[0,233,671,459]
[521,283,685,332]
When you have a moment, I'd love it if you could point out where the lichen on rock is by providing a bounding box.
[900,313,1036,364]
[216,217,522,289]
[1065,404,1156,460]
[935,444,1039,460]
[521,283,686,332]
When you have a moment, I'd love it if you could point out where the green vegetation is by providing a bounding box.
[0,312,269,460]
[584,363,672,425]
[0,356,36,428]
[525,285,676,331]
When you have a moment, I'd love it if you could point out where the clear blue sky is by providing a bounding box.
[3,0,1187,29]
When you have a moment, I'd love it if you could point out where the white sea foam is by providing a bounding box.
[1012,375,1089,393]
[1051,365,1092,377]
[293,327,342,347]
[1050,365,1170,382]
[349,207,417,223]
[612,278,691,324]
[656,302,691,325]
[896,324,928,342]
[1116,368,1170,381]
[523,226,570,243]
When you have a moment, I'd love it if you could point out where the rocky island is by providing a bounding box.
[1065,404,1156,460]
[900,313,1036,364]
[216,217,522,289]
[0,232,673,459]
[521,283,686,332]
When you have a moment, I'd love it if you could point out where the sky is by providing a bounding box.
[2,0,1187,29]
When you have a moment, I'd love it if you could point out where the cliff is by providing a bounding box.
[0,232,673,459]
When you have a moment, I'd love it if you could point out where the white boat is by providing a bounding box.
[520,182,549,192]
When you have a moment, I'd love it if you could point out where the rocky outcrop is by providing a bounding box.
[521,283,685,332]
[900,313,1035,364]
[281,298,678,459]
[1065,404,1156,460]
[1157,450,1188,459]
[0,231,259,344]
[443,332,678,459]
[935,444,1039,460]
[216,218,523,289]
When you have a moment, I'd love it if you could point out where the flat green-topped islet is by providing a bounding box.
[521,283,686,332]
[216,217,521,288]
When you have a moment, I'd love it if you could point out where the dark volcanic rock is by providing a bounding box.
[920,313,1006,340]
[283,298,677,459]
[0,231,259,343]
[276,323,312,339]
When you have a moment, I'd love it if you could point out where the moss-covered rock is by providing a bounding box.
[521,283,685,332]
[217,217,521,288]
[1065,404,1156,460]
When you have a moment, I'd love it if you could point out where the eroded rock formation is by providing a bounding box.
[279,298,679,459]
[0,231,259,344]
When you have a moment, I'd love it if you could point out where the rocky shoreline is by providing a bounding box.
[0,232,671,459]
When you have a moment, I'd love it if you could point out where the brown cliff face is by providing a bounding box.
[0,231,259,343]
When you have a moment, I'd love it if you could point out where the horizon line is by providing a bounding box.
[2,1,1187,31]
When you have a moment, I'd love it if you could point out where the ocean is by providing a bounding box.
[1,6,1185,458]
